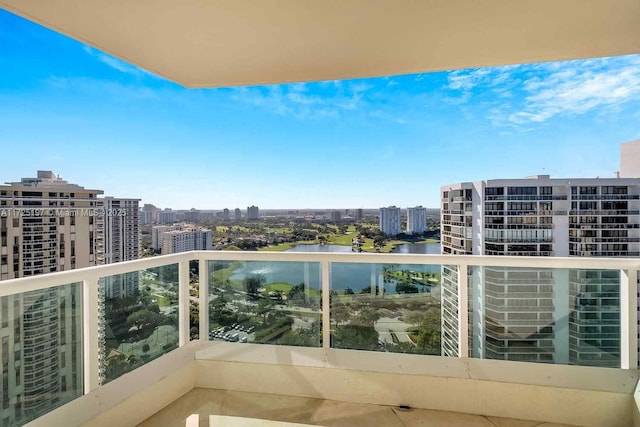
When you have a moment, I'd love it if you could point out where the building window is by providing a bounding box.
[507,187,536,196]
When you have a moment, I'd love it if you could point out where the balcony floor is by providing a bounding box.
[137,388,577,427]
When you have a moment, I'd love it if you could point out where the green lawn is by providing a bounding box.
[326,233,356,246]
[264,282,321,298]
[264,282,294,292]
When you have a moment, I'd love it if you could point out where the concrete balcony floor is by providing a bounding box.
[138,388,577,427]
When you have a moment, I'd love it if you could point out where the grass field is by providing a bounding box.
[263,282,321,297]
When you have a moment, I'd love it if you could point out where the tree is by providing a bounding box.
[244,274,265,301]
[287,283,307,306]
[127,309,162,333]
[396,282,419,294]
[333,324,379,351]
[332,303,351,328]
[105,353,129,380]
[355,307,380,327]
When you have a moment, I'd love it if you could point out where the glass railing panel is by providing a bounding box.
[330,262,443,355]
[469,266,621,368]
[208,261,321,346]
[0,282,83,426]
[99,264,179,384]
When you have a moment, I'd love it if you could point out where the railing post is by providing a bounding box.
[321,260,331,349]
[620,268,638,369]
[178,259,191,347]
[199,255,209,342]
[457,264,469,358]
[83,273,100,393]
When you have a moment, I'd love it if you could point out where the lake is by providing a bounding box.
[227,242,442,293]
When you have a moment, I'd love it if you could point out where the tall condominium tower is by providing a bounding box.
[234,208,242,222]
[247,205,260,220]
[139,203,158,225]
[406,206,427,234]
[102,197,140,265]
[161,227,213,254]
[158,209,176,224]
[0,171,103,424]
[184,209,200,222]
[152,224,212,254]
[440,175,640,367]
[379,206,401,236]
[100,197,140,299]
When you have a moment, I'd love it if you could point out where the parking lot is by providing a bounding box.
[209,323,256,343]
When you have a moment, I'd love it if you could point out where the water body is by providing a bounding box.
[228,243,442,293]
[391,243,441,254]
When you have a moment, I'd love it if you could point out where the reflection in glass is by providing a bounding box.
[0,283,83,425]
[208,261,321,347]
[99,264,179,384]
[466,267,620,367]
[330,263,442,355]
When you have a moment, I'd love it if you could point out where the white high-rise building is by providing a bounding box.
[100,197,140,299]
[151,224,183,251]
[440,175,640,367]
[139,204,158,225]
[406,206,427,234]
[161,227,213,254]
[152,224,212,254]
[247,205,259,220]
[379,206,401,236]
[158,209,176,224]
[0,171,102,424]
[102,197,140,264]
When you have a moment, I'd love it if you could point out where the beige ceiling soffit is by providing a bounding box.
[1,0,640,88]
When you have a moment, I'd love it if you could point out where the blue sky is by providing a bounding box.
[1,10,639,209]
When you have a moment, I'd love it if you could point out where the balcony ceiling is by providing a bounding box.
[1,0,640,88]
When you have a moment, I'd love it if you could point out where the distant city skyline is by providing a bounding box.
[1,10,640,209]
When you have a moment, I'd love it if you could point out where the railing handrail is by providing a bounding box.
[0,252,192,296]
[2,249,640,297]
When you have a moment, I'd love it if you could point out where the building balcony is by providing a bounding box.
[0,251,638,426]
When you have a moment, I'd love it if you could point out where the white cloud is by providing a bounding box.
[446,54,640,127]
[229,81,378,121]
[82,45,152,76]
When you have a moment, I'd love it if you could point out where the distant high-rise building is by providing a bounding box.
[440,175,640,367]
[158,209,176,224]
[139,203,159,225]
[102,197,140,265]
[356,208,363,221]
[101,197,141,299]
[223,208,230,221]
[331,211,341,223]
[379,206,401,236]
[151,224,182,251]
[234,208,242,222]
[152,224,212,254]
[247,205,260,220]
[161,227,213,254]
[620,139,640,178]
[184,208,200,223]
[406,206,427,234]
[0,170,102,424]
